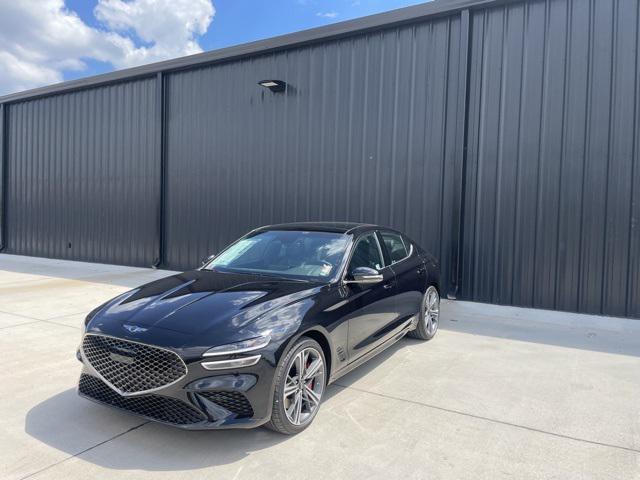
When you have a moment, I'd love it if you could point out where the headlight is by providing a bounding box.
[202,335,271,357]
[201,355,261,371]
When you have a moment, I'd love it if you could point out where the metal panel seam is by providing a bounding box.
[450,9,471,298]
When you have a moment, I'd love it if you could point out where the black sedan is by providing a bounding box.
[77,222,441,434]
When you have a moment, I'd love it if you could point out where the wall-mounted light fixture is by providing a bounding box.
[258,80,287,93]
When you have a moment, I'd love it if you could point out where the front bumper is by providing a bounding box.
[77,347,277,430]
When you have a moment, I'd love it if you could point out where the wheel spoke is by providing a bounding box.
[303,358,323,381]
[293,391,303,424]
[303,385,321,407]
[284,381,298,397]
[286,392,300,423]
[294,351,304,378]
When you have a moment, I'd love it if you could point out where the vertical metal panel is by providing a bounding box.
[0,103,5,250]
[155,72,166,267]
[164,16,463,280]
[462,0,640,317]
[5,79,160,266]
[449,9,472,296]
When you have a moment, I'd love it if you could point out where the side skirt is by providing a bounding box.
[328,316,415,385]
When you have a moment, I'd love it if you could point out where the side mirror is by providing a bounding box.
[201,254,215,266]
[346,266,383,285]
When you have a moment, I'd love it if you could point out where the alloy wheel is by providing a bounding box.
[283,347,325,426]
[425,286,440,336]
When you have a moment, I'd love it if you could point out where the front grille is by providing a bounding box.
[79,374,206,425]
[81,334,187,395]
[198,391,254,418]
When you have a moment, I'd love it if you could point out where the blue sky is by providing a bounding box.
[62,0,425,81]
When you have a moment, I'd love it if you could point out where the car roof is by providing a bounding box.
[253,221,379,235]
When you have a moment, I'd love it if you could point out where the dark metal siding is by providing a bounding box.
[462,0,640,317]
[0,103,5,250]
[163,17,463,284]
[5,79,161,266]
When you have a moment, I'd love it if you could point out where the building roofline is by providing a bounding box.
[0,0,514,105]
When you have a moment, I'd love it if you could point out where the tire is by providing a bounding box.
[408,285,440,340]
[265,337,327,435]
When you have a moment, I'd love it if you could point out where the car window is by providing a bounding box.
[380,232,408,264]
[348,233,383,273]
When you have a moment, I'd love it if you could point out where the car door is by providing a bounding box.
[343,232,399,361]
[378,230,425,323]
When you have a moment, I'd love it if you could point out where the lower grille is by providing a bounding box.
[198,391,254,418]
[79,374,206,425]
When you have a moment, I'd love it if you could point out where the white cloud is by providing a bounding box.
[316,11,339,18]
[94,0,214,68]
[0,0,215,96]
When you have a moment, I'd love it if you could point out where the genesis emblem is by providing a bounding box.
[110,352,135,364]
[123,324,148,333]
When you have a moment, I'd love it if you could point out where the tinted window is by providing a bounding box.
[380,232,408,263]
[206,230,350,281]
[348,233,383,272]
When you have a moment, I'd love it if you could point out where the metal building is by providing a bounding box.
[0,0,638,318]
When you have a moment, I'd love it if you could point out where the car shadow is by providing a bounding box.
[25,388,288,471]
[24,338,417,472]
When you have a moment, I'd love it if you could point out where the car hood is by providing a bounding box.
[86,269,321,348]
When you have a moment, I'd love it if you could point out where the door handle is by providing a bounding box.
[383,282,394,290]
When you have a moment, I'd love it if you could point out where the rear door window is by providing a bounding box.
[380,232,409,264]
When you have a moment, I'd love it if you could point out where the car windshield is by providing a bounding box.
[204,230,350,281]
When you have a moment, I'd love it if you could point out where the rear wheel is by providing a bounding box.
[265,337,326,435]
[408,285,440,340]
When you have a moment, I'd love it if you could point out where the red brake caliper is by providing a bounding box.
[306,357,314,390]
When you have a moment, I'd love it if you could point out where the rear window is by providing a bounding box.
[380,232,409,263]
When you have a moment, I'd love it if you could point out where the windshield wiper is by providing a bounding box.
[213,268,313,283]
[250,272,312,283]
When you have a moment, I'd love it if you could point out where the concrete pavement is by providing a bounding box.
[0,254,639,480]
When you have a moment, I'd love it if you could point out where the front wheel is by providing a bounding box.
[265,337,326,435]
[408,285,440,340]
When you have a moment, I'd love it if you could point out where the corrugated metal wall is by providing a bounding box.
[0,103,5,250]
[164,16,463,288]
[0,0,638,318]
[4,79,161,266]
[462,0,640,317]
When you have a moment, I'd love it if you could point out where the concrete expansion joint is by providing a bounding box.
[17,422,149,480]
[332,383,640,455]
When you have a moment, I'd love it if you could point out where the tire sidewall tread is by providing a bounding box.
[265,336,326,435]
[408,285,439,341]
